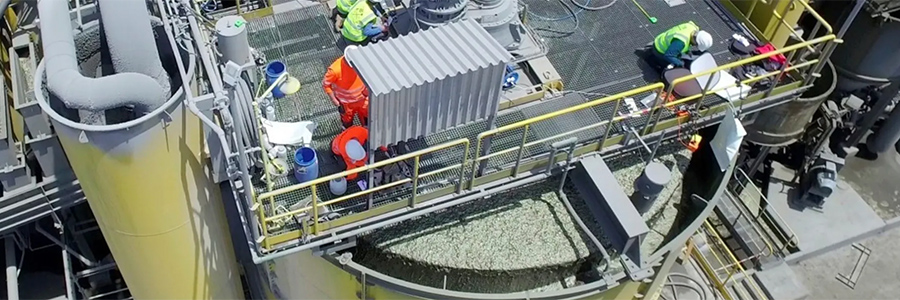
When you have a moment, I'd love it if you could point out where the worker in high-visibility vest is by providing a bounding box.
[330,0,360,32]
[341,0,387,48]
[651,21,713,70]
[322,47,368,129]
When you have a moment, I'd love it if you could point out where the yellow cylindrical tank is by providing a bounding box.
[33,56,243,299]
[732,0,808,48]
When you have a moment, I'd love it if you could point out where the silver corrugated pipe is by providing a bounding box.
[99,0,171,98]
[38,0,167,112]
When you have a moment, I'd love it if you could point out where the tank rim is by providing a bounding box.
[323,252,629,299]
[33,35,196,133]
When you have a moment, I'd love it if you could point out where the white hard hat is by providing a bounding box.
[695,30,713,52]
[343,45,359,57]
[345,139,366,163]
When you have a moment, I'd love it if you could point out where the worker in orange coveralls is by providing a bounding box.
[322,46,368,129]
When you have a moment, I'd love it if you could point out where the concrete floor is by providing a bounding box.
[762,149,900,300]
[839,150,900,220]
[792,226,900,300]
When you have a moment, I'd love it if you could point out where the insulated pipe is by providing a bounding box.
[98,0,172,98]
[5,237,18,300]
[37,0,166,112]
[867,97,900,153]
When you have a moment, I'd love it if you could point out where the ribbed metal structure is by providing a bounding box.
[345,19,512,148]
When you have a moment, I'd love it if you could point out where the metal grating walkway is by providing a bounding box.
[245,1,751,236]
[523,0,743,94]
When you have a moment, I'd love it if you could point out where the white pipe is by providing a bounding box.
[38,0,166,112]
[5,237,18,300]
[98,0,172,98]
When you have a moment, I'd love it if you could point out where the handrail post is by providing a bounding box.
[604,98,624,147]
[641,89,664,135]
[768,0,795,44]
[512,125,530,175]
[746,0,759,21]
[312,185,319,235]
[257,198,270,250]
[764,48,797,98]
[695,67,718,111]
[469,139,484,189]
[410,156,421,207]
[647,84,676,133]
[457,142,470,193]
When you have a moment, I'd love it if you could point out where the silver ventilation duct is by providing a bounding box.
[38,0,168,113]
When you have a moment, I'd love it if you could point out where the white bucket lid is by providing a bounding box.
[346,139,365,162]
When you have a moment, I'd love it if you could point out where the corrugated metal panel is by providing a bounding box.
[345,19,512,148]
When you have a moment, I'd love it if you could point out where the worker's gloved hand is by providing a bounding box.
[666,64,675,70]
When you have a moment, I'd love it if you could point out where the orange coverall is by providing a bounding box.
[322,56,369,128]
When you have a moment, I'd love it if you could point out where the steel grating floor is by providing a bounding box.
[523,0,743,96]
[246,0,750,236]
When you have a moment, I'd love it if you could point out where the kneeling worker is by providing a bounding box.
[341,0,388,47]
[322,46,368,129]
[330,0,360,32]
[652,21,713,70]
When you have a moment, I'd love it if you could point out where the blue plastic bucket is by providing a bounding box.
[266,61,286,99]
[293,147,319,183]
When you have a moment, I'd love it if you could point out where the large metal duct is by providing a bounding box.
[867,99,900,153]
[38,0,166,113]
[98,0,172,99]
[413,0,524,51]
[33,5,243,300]
[832,15,900,92]
[746,61,837,146]
[346,19,512,149]
[467,0,523,50]
[415,0,469,29]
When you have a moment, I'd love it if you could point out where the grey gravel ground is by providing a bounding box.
[355,140,694,293]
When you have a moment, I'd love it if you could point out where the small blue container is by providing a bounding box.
[266,61,287,99]
[293,147,319,183]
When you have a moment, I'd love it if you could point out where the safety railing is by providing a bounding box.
[691,220,769,300]
[728,168,800,253]
[249,0,837,252]
[469,33,834,187]
[254,137,470,249]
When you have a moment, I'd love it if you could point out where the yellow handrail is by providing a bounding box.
[669,34,834,88]
[256,138,470,238]
[690,242,734,300]
[469,52,825,186]
[665,59,819,107]
[257,138,470,200]
[700,221,769,300]
[796,0,833,34]
[732,168,800,249]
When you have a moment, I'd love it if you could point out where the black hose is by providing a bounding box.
[570,0,617,11]
[532,0,579,36]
